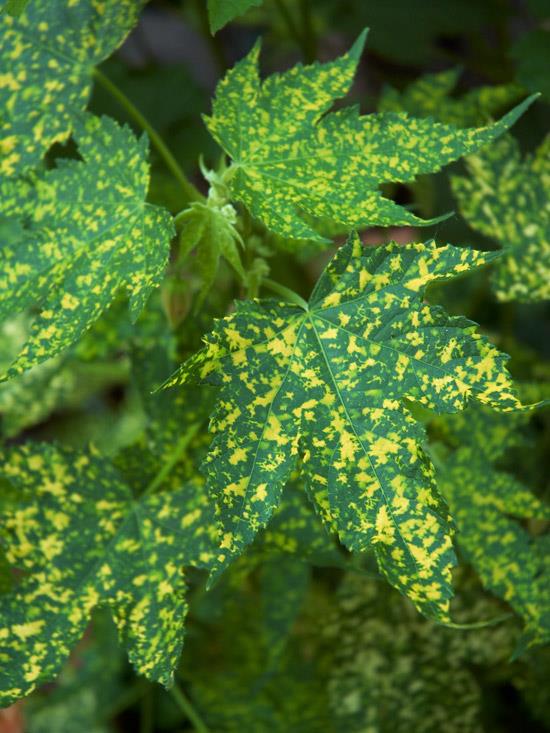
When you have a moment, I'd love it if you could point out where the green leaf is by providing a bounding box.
[451,134,550,302]
[433,405,550,650]
[256,477,342,567]
[379,68,522,127]
[205,31,536,241]
[0,441,217,705]
[1,0,30,17]
[0,0,142,175]
[325,574,491,733]
[166,234,524,620]
[0,114,175,378]
[177,201,245,307]
[207,0,263,34]
[183,558,330,732]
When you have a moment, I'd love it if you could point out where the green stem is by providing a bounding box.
[262,278,309,310]
[170,683,210,733]
[441,612,513,630]
[273,0,304,52]
[142,422,202,498]
[92,68,203,204]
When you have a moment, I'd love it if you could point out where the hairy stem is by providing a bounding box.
[170,684,210,733]
[262,278,309,310]
[93,68,203,204]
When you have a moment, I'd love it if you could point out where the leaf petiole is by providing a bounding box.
[170,683,211,733]
[261,278,309,310]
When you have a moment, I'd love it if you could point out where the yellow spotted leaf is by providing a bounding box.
[379,67,522,127]
[0,441,217,706]
[451,134,550,302]
[166,233,524,620]
[0,0,142,175]
[0,114,174,378]
[433,404,550,651]
[205,31,536,240]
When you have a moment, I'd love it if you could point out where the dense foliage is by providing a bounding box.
[0,1,548,731]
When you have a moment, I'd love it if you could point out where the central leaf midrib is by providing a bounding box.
[308,314,429,582]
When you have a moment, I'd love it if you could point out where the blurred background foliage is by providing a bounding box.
[0,0,549,731]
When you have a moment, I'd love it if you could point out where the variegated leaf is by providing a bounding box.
[0,114,174,378]
[379,67,522,127]
[0,0,142,174]
[205,31,536,240]
[433,404,550,650]
[0,441,217,705]
[451,134,550,302]
[166,233,524,620]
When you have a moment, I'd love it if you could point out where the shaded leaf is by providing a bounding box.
[0,441,217,705]
[433,404,550,650]
[451,134,549,302]
[207,0,263,33]
[379,68,522,127]
[512,28,550,101]
[325,574,498,733]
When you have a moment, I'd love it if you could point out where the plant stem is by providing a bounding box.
[273,0,305,53]
[142,422,202,497]
[170,683,210,733]
[262,278,309,310]
[92,67,203,204]
[442,612,513,630]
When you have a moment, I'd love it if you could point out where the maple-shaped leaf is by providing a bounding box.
[432,404,550,651]
[204,31,536,241]
[451,134,550,302]
[23,610,126,733]
[0,114,174,378]
[207,0,263,33]
[0,441,217,706]
[177,201,245,306]
[379,67,522,127]
[0,0,142,175]
[166,233,524,620]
